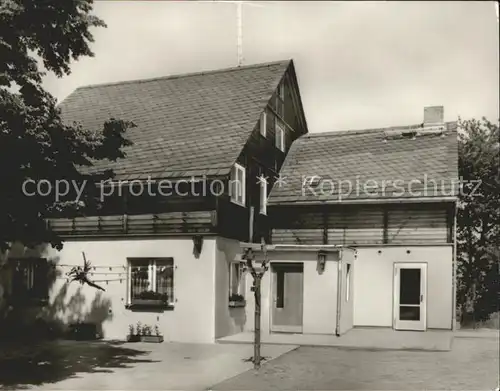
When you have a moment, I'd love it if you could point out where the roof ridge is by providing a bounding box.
[304,121,458,138]
[76,59,292,90]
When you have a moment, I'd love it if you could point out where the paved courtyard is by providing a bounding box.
[0,340,295,390]
[213,330,499,390]
[1,330,497,390]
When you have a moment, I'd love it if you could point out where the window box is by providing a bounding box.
[127,334,164,343]
[229,300,246,308]
[131,299,168,307]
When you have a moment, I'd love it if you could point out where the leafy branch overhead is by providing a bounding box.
[0,0,134,252]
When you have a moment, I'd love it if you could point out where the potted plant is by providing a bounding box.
[126,322,164,343]
[131,291,169,306]
[229,293,246,308]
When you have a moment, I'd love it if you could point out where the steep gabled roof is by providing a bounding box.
[269,122,459,204]
[59,60,291,181]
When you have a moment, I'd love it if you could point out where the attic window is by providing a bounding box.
[230,163,246,207]
[275,119,285,152]
[260,111,267,137]
[276,82,285,117]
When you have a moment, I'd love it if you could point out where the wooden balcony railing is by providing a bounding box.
[48,211,217,237]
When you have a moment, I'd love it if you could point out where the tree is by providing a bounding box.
[456,117,499,325]
[0,0,134,254]
[242,238,270,370]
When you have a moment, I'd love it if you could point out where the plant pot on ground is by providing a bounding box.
[126,323,163,343]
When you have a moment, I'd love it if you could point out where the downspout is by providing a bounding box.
[452,202,458,331]
[335,249,343,336]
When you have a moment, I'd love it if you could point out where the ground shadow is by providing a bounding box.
[0,340,159,389]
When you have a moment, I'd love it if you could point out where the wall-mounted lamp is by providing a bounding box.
[317,250,327,273]
[192,235,203,257]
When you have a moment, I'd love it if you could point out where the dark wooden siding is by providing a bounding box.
[270,203,453,245]
[215,68,307,243]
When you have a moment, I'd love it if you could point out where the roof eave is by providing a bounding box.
[268,196,458,206]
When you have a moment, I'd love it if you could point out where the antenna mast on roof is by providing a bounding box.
[237,1,243,66]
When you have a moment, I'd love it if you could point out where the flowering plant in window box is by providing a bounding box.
[126,322,163,343]
[131,291,169,307]
[229,293,246,308]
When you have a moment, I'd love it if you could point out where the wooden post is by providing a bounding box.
[254,274,262,369]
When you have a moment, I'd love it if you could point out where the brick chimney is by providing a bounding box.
[423,106,444,128]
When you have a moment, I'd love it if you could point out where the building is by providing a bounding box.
[0,60,308,343]
[241,106,459,336]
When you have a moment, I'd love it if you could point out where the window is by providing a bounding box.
[276,82,285,117]
[260,111,267,137]
[346,263,351,301]
[259,175,267,215]
[128,258,174,307]
[8,258,49,303]
[275,119,285,152]
[229,262,244,297]
[230,163,246,206]
[229,262,245,307]
[276,270,285,308]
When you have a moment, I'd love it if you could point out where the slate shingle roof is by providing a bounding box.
[269,122,459,204]
[59,60,291,180]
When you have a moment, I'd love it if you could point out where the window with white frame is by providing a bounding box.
[260,111,267,137]
[275,119,285,152]
[259,175,267,215]
[228,262,245,300]
[128,258,174,306]
[346,263,351,301]
[276,82,285,117]
[230,163,246,206]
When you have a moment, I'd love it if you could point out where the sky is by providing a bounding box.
[43,0,499,133]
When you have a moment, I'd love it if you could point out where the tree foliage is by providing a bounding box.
[0,0,134,252]
[457,117,499,323]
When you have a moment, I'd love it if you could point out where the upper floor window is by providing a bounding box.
[260,111,267,137]
[275,119,285,152]
[276,82,285,117]
[127,258,174,307]
[259,175,267,215]
[230,163,246,206]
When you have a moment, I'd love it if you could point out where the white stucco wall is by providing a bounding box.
[244,251,340,335]
[353,245,453,330]
[3,238,219,343]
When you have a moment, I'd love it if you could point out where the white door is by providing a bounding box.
[394,263,427,331]
[270,263,304,333]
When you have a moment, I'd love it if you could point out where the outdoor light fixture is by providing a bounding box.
[317,250,327,273]
[192,235,203,256]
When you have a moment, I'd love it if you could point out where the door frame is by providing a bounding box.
[393,262,427,331]
[269,262,304,333]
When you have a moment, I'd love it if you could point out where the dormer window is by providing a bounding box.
[276,82,285,117]
[275,119,285,152]
[230,163,246,206]
[260,111,267,137]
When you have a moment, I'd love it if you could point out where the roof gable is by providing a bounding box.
[59,60,291,180]
[269,122,459,204]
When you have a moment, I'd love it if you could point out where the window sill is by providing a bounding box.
[7,297,48,307]
[229,300,246,308]
[230,199,246,208]
[126,300,174,311]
